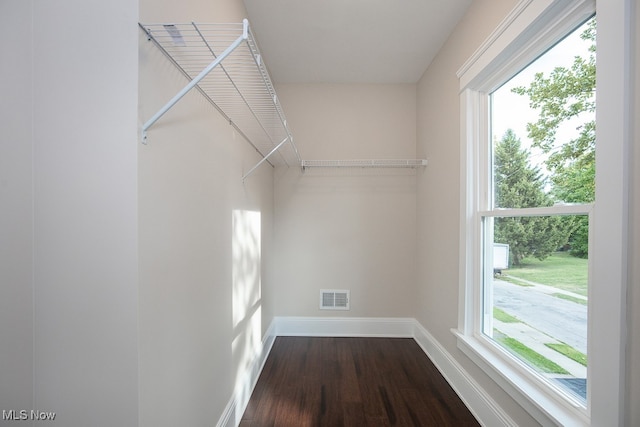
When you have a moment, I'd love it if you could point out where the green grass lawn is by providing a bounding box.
[494,333,570,374]
[496,275,534,287]
[503,252,588,296]
[493,307,520,323]
[545,343,588,366]
[552,293,588,305]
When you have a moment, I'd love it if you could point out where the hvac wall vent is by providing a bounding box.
[320,289,350,310]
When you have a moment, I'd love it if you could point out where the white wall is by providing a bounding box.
[628,2,640,424]
[273,83,418,318]
[138,0,275,425]
[415,1,545,426]
[0,1,34,421]
[33,0,140,425]
[1,0,140,426]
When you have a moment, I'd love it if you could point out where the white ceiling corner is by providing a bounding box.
[243,0,472,84]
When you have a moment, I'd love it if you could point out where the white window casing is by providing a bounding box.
[455,0,630,425]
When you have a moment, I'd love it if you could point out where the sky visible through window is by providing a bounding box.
[491,19,594,183]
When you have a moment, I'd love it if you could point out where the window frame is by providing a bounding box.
[455,0,630,425]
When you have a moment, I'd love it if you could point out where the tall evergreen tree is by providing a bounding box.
[493,129,570,266]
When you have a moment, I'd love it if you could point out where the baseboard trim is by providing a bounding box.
[218,316,513,427]
[217,320,277,427]
[273,316,415,337]
[412,322,516,427]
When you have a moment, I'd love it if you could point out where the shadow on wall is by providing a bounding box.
[232,209,262,422]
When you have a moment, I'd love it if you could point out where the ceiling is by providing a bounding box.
[243,0,472,84]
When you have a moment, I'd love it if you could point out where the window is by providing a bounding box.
[483,16,595,404]
[455,1,629,425]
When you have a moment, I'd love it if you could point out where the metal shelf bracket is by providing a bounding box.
[141,20,249,144]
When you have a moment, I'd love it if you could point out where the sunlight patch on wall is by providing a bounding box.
[232,209,262,423]
[232,210,261,327]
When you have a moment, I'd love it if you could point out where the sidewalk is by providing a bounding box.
[493,318,587,378]
[491,276,588,399]
[504,275,588,302]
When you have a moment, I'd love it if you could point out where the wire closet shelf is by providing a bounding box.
[140,20,427,178]
[139,19,302,178]
[301,159,428,169]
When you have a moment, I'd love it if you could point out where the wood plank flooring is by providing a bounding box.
[240,337,480,426]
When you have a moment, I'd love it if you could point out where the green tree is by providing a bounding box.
[512,17,595,257]
[493,129,570,266]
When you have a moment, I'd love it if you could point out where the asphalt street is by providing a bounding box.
[492,279,587,354]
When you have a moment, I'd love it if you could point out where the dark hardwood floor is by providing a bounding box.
[240,337,480,426]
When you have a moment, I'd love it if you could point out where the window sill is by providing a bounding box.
[452,329,589,426]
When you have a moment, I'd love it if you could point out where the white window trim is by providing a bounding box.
[455,0,631,426]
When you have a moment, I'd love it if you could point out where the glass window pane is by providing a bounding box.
[490,16,596,210]
[482,214,589,403]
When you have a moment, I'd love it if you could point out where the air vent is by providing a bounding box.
[320,289,350,310]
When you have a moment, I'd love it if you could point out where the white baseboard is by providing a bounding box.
[217,316,513,427]
[216,390,236,427]
[273,316,416,337]
[412,322,516,427]
[216,320,277,427]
